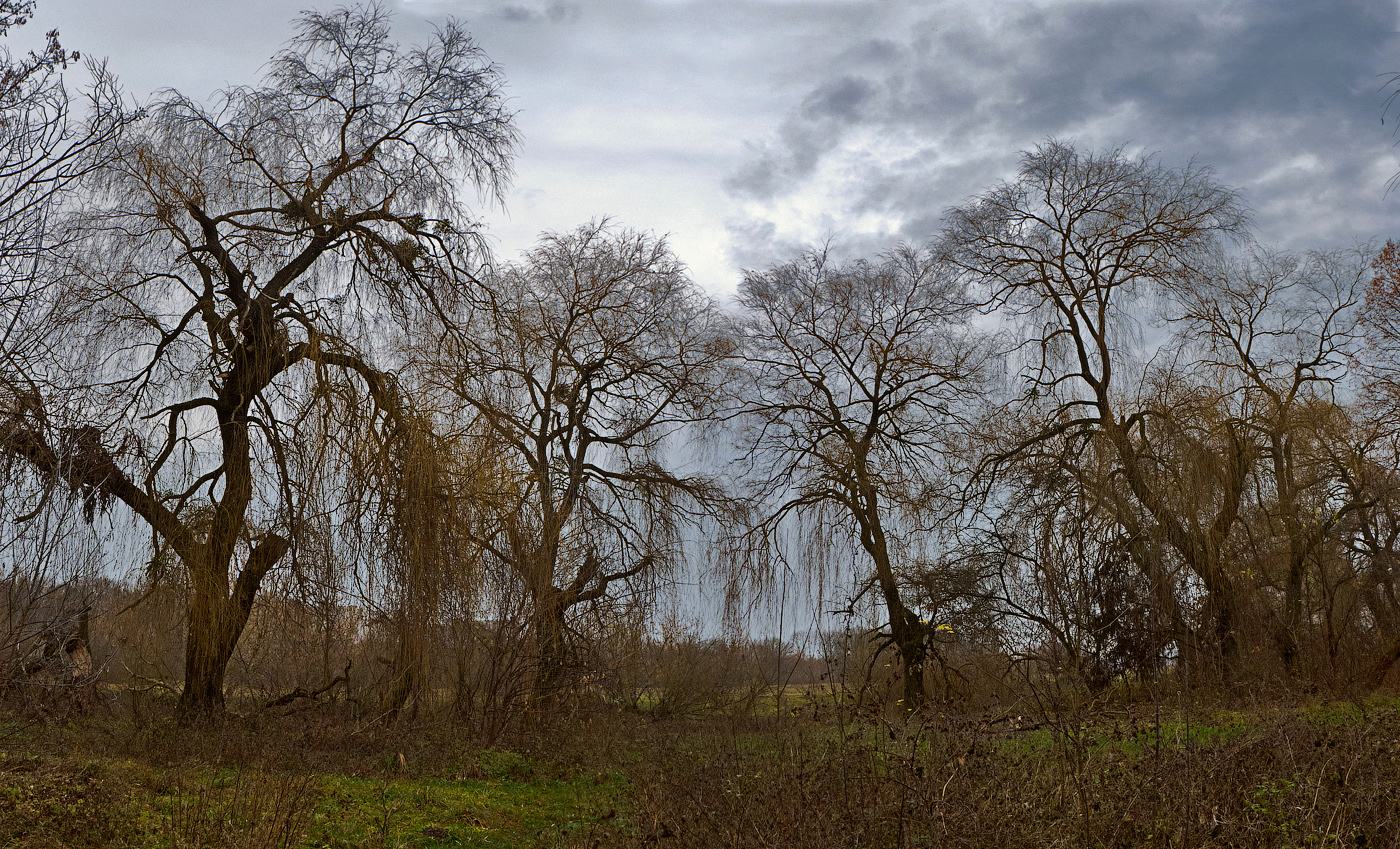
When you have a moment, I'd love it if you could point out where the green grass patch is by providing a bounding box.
[306,771,622,848]
[1299,693,1400,728]
[0,750,624,849]
[996,708,1252,758]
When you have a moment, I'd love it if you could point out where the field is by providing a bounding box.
[4,691,1399,848]
[0,719,625,849]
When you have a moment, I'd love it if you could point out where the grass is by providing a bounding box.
[307,771,622,848]
[993,696,1400,758]
[618,695,1400,848]
[1298,692,1400,727]
[309,773,621,846]
[0,747,624,848]
[4,692,1400,848]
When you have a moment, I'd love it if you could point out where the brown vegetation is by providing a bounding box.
[0,3,1397,847]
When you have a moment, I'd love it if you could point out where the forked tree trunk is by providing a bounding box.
[176,541,287,723]
[1103,421,1248,685]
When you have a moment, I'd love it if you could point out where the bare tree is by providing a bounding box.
[0,0,129,462]
[0,0,131,710]
[1386,72,1400,195]
[434,221,730,705]
[1172,247,1371,677]
[1363,240,1400,399]
[1353,240,1400,684]
[0,3,516,720]
[0,0,128,337]
[1334,416,1400,688]
[962,422,1179,693]
[942,142,1255,679]
[734,246,989,709]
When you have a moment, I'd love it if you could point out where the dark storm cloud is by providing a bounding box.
[492,1,579,24]
[728,0,1400,268]
[19,0,1399,291]
[802,76,878,122]
[729,75,879,201]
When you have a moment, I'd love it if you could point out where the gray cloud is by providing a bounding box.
[727,0,1400,269]
[492,1,580,24]
[801,75,877,123]
[16,0,1400,292]
[727,74,879,201]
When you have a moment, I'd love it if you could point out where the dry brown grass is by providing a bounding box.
[612,700,1400,848]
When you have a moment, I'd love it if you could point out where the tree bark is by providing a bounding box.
[1369,635,1400,690]
[178,600,233,720]
[382,618,425,722]
[530,587,570,708]
[176,536,288,722]
[854,481,926,710]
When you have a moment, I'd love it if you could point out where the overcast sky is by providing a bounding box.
[26,0,1400,295]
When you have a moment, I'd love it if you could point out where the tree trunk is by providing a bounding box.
[1279,551,1307,677]
[1364,586,1400,690]
[1274,451,1309,679]
[383,557,435,721]
[383,617,425,722]
[1211,593,1239,681]
[530,588,570,708]
[1369,635,1400,690]
[855,483,926,711]
[896,625,927,709]
[175,540,286,723]
[177,583,235,721]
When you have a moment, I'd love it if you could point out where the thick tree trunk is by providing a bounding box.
[175,539,287,723]
[1279,552,1307,676]
[177,584,236,721]
[383,553,435,722]
[530,590,569,707]
[895,624,927,709]
[179,634,231,719]
[1370,635,1400,690]
[1363,585,1400,690]
[1184,562,1243,684]
[879,578,926,711]
[383,618,425,722]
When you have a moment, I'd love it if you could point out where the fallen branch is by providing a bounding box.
[261,663,350,712]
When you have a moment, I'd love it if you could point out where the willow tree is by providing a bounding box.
[1,0,129,446]
[1358,240,1400,684]
[0,1,132,698]
[1172,248,1370,677]
[942,142,1250,678]
[734,246,989,710]
[438,221,730,705]
[0,4,515,719]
